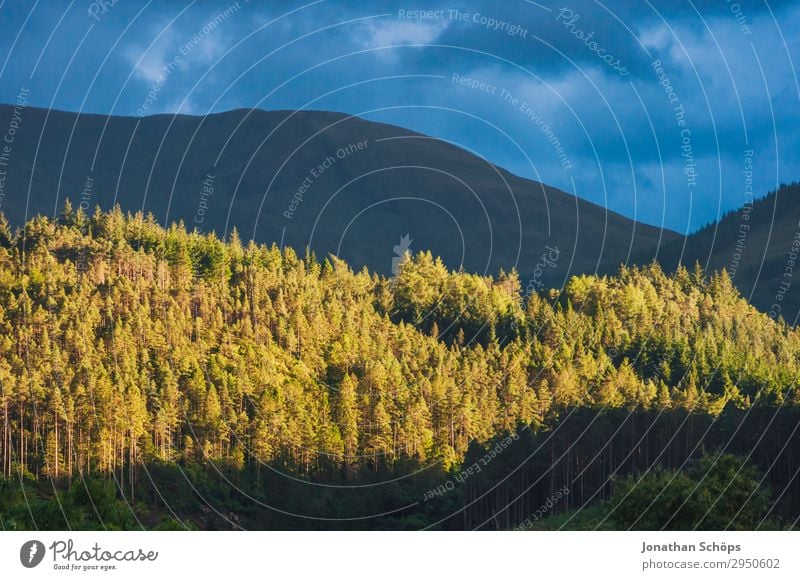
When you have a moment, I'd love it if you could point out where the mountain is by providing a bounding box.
[656,182,800,324]
[0,104,677,282]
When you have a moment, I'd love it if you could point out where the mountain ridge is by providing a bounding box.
[0,103,678,284]
[655,181,800,324]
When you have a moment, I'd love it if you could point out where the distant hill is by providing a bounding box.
[656,183,800,324]
[0,104,677,283]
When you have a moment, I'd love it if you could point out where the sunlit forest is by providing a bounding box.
[0,203,798,530]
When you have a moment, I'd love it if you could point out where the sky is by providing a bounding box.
[0,0,798,233]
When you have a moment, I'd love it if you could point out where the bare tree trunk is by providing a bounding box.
[3,400,8,478]
[54,412,58,478]
[19,406,24,476]
[67,423,73,479]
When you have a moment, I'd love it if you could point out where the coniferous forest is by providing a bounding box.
[0,203,798,530]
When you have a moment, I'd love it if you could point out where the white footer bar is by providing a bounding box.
[1,531,797,579]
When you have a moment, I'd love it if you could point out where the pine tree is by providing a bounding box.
[337,374,360,474]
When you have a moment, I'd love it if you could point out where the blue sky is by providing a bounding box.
[0,0,798,233]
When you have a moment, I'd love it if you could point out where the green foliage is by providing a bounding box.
[519,448,784,531]
[611,453,774,530]
[0,206,796,489]
[0,476,139,530]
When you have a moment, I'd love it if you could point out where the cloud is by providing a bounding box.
[360,18,450,54]
[125,28,178,85]
[166,96,197,115]
[124,19,228,86]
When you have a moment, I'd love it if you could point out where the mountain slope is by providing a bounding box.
[656,182,800,323]
[0,209,798,528]
[0,104,678,280]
